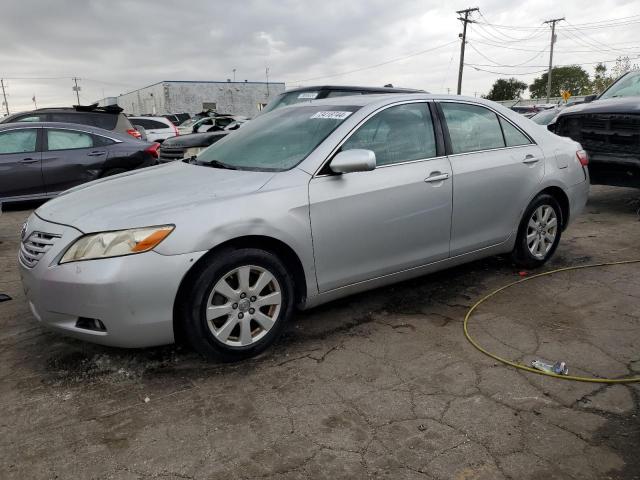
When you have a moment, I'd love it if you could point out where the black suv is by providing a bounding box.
[0,104,142,140]
[550,70,640,187]
[260,85,425,114]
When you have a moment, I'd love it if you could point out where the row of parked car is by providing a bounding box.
[2,73,639,204]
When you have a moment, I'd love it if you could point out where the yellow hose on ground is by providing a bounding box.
[463,260,640,383]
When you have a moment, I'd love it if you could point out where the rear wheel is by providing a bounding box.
[180,248,294,361]
[512,193,562,269]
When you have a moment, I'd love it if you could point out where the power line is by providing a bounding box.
[471,14,640,31]
[559,23,640,55]
[466,64,548,76]
[466,55,640,75]
[290,40,458,83]
[467,42,547,67]
[476,11,546,42]
[469,38,640,54]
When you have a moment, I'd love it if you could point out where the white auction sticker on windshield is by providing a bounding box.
[310,111,353,120]
[298,92,318,99]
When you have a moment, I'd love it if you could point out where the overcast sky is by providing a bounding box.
[1,0,638,112]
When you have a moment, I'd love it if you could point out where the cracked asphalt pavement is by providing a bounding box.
[1,185,639,479]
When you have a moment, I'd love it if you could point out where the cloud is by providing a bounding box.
[0,0,638,112]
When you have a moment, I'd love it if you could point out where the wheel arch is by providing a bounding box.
[173,235,308,342]
[537,186,570,230]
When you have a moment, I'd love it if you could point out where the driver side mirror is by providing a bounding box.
[583,94,597,103]
[330,149,376,174]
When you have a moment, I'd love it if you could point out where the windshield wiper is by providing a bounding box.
[207,159,238,170]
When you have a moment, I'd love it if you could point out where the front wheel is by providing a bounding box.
[180,248,295,361]
[512,193,562,269]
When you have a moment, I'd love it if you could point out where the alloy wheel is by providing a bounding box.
[205,265,282,347]
[526,205,558,259]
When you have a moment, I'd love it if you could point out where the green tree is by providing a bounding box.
[529,65,591,99]
[483,78,528,101]
[591,63,613,94]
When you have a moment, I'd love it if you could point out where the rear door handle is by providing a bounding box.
[522,155,540,164]
[87,151,107,156]
[20,157,39,164]
[424,172,450,183]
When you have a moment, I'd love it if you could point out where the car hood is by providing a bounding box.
[557,96,640,117]
[35,162,275,233]
[162,132,227,148]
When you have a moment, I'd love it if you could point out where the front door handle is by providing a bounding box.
[87,151,107,156]
[424,172,450,183]
[522,154,540,164]
[20,157,38,164]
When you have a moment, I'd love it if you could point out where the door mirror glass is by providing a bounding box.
[330,149,376,174]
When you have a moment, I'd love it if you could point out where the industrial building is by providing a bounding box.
[117,80,285,118]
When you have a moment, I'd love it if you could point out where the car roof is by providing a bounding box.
[283,85,425,94]
[284,93,494,108]
[0,121,138,142]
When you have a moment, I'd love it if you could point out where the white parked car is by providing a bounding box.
[129,116,179,143]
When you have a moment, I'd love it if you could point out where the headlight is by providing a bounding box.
[60,225,174,264]
[184,147,204,158]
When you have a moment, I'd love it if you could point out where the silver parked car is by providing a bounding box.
[19,94,589,361]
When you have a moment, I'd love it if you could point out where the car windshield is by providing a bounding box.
[261,91,321,114]
[531,108,561,125]
[599,71,640,99]
[197,105,359,171]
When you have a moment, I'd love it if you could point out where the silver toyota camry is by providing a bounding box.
[19,94,589,361]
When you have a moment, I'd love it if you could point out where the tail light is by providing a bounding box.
[145,142,160,159]
[127,128,142,139]
[173,124,179,136]
[576,149,589,166]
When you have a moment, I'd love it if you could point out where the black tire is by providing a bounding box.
[179,248,295,362]
[512,193,563,269]
[102,168,127,177]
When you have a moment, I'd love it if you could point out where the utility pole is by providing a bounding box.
[456,7,479,95]
[544,17,564,103]
[72,77,81,105]
[232,68,236,82]
[0,79,8,115]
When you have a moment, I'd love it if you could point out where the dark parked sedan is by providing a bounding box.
[0,122,160,203]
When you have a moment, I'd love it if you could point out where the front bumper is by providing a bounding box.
[587,153,640,188]
[19,214,206,348]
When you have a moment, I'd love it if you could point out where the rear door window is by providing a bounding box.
[0,129,38,153]
[441,103,505,154]
[46,129,93,150]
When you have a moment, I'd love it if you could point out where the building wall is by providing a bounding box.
[118,81,284,117]
[118,83,166,116]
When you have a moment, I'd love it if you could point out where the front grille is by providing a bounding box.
[158,146,186,162]
[19,232,60,268]
[556,113,640,156]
